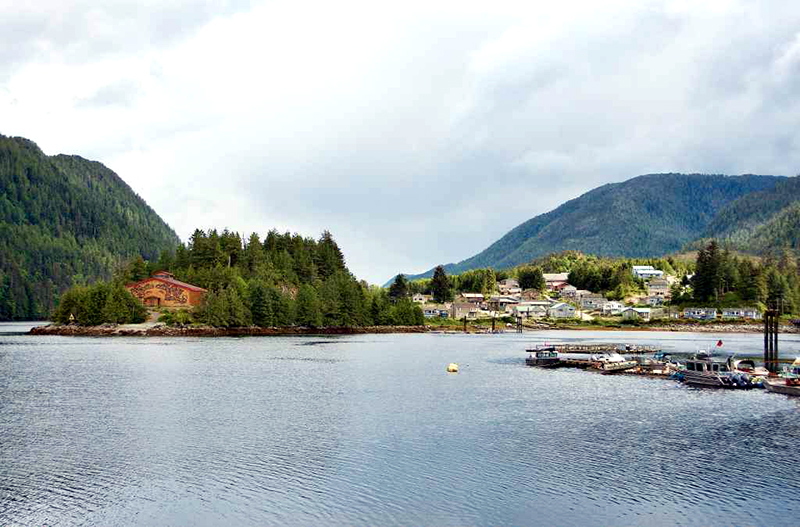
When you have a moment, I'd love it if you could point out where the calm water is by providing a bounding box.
[1,323,799,526]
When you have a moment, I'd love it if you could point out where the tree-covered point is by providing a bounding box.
[55,228,424,328]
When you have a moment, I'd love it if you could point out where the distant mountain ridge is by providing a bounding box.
[0,135,180,320]
[397,173,791,283]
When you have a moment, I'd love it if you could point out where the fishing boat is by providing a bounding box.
[525,347,562,368]
[589,352,637,373]
[682,352,753,389]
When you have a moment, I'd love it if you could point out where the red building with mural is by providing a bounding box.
[126,271,206,308]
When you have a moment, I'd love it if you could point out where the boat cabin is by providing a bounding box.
[685,356,731,373]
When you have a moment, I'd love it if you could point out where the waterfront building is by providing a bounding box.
[126,271,206,308]
[621,307,651,321]
[683,307,717,320]
[548,302,576,319]
[721,307,762,320]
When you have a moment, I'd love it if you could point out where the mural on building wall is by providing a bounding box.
[130,281,188,304]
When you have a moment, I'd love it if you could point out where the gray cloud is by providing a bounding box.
[0,0,254,82]
[5,1,800,283]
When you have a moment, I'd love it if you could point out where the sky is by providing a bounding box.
[3,0,800,284]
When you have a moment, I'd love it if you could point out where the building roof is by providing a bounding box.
[543,273,569,282]
[128,273,207,293]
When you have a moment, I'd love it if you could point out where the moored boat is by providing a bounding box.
[525,347,562,368]
[590,352,637,373]
[764,357,800,396]
[682,352,753,389]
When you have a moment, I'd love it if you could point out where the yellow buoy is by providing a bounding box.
[446,363,459,373]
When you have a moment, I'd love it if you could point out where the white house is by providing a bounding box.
[513,304,549,319]
[683,307,717,320]
[602,301,624,315]
[721,307,762,320]
[412,293,427,304]
[632,265,664,280]
[622,307,651,321]
[498,279,520,294]
[548,302,576,319]
[580,294,607,310]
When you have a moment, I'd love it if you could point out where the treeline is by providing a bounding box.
[0,135,179,320]
[60,228,424,328]
[678,240,800,313]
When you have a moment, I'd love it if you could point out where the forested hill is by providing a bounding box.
[0,135,180,320]
[399,173,784,283]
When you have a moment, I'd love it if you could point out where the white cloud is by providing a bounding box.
[3,0,800,283]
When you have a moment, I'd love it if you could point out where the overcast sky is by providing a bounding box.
[3,0,800,283]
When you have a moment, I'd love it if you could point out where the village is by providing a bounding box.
[414,266,764,324]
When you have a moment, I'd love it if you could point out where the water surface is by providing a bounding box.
[1,325,798,526]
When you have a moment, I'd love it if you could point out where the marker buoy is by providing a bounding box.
[446,363,459,373]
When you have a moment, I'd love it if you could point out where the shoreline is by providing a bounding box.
[28,323,428,337]
[28,321,798,336]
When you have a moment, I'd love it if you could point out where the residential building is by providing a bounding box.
[544,273,570,291]
[497,279,519,294]
[683,307,717,320]
[647,278,670,297]
[452,303,478,319]
[560,285,578,298]
[622,307,651,321]
[646,296,664,307]
[423,305,449,318]
[580,294,607,310]
[486,296,519,313]
[602,301,624,315]
[721,307,762,320]
[632,265,664,280]
[460,293,485,305]
[412,293,428,304]
[513,304,549,319]
[548,302,576,319]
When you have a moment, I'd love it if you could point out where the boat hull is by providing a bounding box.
[764,379,800,396]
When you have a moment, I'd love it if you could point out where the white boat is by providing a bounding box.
[590,352,637,373]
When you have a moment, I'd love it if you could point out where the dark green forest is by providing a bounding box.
[59,228,424,328]
[0,135,180,320]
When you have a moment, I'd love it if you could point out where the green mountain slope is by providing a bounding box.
[400,173,783,283]
[700,176,800,249]
[0,135,180,320]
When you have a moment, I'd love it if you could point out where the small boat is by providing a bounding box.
[764,357,800,396]
[590,352,637,373]
[764,377,800,396]
[525,347,562,368]
[682,352,753,389]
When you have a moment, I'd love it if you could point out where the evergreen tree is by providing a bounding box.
[431,265,453,303]
[388,274,409,303]
[296,284,322,327]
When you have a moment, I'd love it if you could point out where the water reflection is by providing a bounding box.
[0,331,798,526]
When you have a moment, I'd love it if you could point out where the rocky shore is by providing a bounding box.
[29,323,428,337]
[28,321,797,337]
